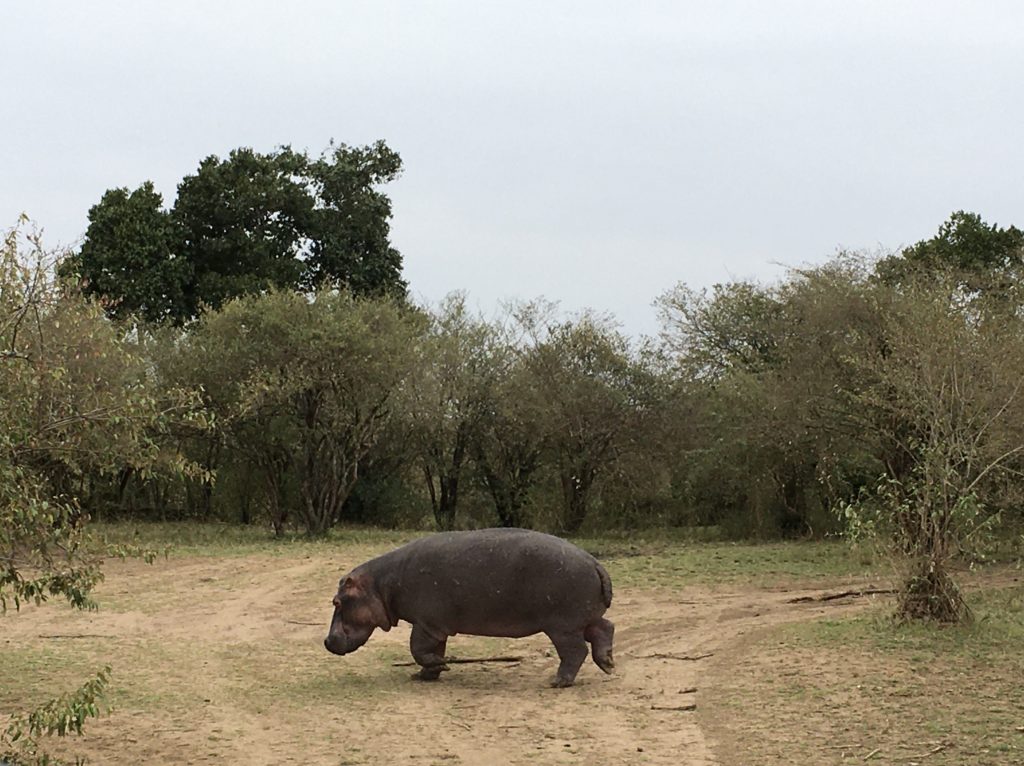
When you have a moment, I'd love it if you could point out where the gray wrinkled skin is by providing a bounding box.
[324,528,615,687]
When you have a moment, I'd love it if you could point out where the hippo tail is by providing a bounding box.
[595,561,613,608]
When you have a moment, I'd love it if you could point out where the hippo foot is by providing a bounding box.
[594,652,615,674]
[550,676,576,688]
[415,664,449,681]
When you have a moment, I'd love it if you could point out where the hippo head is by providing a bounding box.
[323,572,391,656]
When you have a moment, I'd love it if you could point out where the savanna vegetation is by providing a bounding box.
[3,140,1024,763]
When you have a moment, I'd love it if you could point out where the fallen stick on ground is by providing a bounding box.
[651,704,697,712]
[910,743,948,759]
[787,588,896,604]
[285,620,323,626]
[633,651,714,662]
[391,656,524,667]
[38,634,109,639]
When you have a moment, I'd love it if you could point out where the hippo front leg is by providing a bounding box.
[545,631,588,688]
[410,624,449,681]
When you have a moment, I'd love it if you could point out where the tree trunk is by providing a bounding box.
[436,474,458,530]
[559,470,592,534]
[480,468,525,528]
[475,444,538,529]
[425,439,467,531]
[426,467,459,531]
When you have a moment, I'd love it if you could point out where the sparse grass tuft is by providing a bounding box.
[707,583,1024,766]
[584,538,878,588]
[94,522,880,586]
[92,521,418,557]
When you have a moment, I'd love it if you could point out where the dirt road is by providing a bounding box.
[1,549,878,765]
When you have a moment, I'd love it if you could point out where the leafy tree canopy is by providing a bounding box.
[875,211,1024,294]
[63,141,406,323]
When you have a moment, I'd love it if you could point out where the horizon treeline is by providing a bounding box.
[4,142,1024,545]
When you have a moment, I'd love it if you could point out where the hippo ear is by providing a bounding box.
[345,576,392,632]
[341,576,364,597]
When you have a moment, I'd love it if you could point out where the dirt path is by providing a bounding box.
[1,552,882,765]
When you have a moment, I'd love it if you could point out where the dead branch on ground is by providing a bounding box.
[650,703,696,712]
[632,651,714,661]
[391,655,523,667]
[787,587,896,604]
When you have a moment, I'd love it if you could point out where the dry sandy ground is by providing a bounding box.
[0,547,880,765]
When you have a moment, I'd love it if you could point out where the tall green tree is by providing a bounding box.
[886,210,1024,274]
[876,211,1024,307]
[65,141,407,324]
[66,182,186,323]
[304,140,405,295]
[172,147,313,315]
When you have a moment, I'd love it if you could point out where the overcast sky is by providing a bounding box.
[4,1,1023,336]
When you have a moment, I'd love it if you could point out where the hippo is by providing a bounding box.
[323,528,615,687]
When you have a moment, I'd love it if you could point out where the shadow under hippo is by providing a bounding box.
[324,528,615,687]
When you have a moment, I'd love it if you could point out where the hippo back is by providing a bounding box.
[372,528,609,638]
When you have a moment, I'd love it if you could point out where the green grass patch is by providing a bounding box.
[92,521,418,557]
[92,522,879,587]
[588,538,878,588]
[0,638,196,716]
[797,583,1024,654]
[708,583,1024,765]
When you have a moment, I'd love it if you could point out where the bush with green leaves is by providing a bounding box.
[840,279,1024,621]
[1,668,110,766]
[2,220,199,764]
[656,256,882,537]
[182,288,424,535]
[514,304,656,533]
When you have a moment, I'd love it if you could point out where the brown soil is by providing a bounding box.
[0,549,884,765]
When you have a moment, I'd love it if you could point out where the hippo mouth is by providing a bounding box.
[323,631,370,656]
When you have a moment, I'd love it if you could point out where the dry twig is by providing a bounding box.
[910,743,949,759]
[651,704,696,712]
[391,655,523,667]
[787,588,896,604]
[633,651,714,661]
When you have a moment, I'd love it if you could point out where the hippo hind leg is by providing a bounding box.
[545,630,589,688]
[584,617,615,674]
[410,624,448,681]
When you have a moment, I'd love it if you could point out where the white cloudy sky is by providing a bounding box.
[4,1,1023,335]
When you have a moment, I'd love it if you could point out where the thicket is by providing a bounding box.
[6,152,1024,624]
